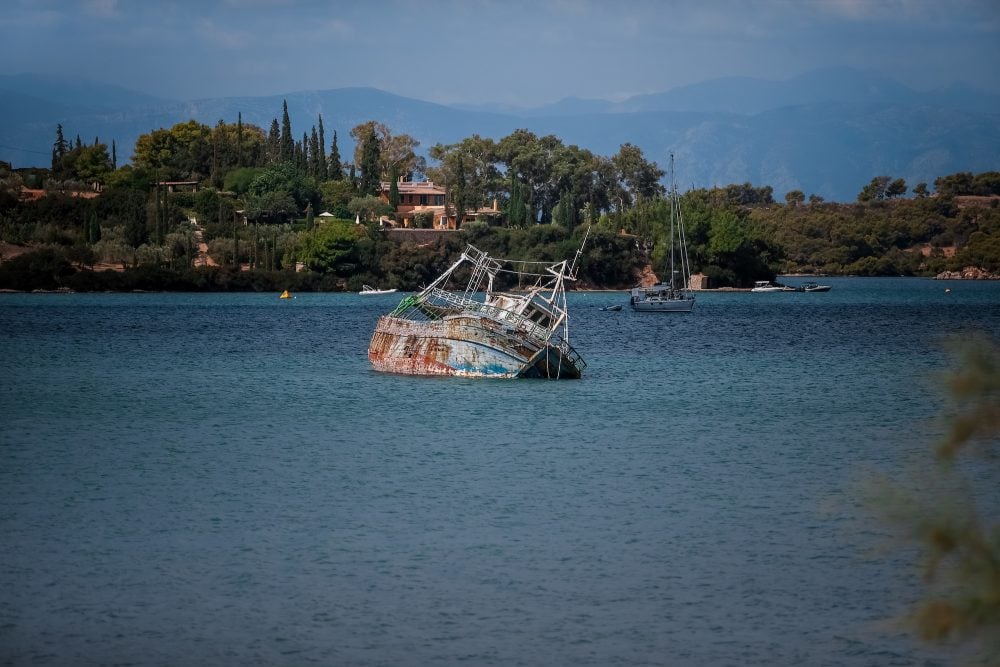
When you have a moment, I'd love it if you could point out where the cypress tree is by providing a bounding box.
[309,126,320,179]
[318,115,327,180]
[453,157,467,228]
[359,131,381,196]
[388,164,400,217]
[237,112,243,167]
[328,130,342,181]
[159,183,168,245]
[280,100,294,163]
[233,211,239,268]
[506,171,530,227]
[267,119,280,164]
[300,132,309,172]
[111,140,117,170]
[53,124,68,160]
[86,210,101,244]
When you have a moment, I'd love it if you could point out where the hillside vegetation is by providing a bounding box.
[1,105,998,292]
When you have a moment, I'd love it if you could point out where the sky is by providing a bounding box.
[2,0,1000,106]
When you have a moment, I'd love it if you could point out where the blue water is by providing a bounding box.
[2,277,998,666]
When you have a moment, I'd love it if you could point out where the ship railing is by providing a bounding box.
[391,287,585,371]
[424,287,567,345]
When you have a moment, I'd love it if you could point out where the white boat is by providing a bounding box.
[802,281,831,292]
[360,285,398,295]
[751,280,785,293]
[629,153,695,313]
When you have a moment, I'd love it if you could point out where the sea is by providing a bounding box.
[2,277,998,666]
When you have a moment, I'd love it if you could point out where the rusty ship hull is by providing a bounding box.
[367,244,586,380]
[368,313,583,379]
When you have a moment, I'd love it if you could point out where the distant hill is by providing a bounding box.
[2,68,998,202]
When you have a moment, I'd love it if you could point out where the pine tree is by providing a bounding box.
[280,100,294,163]
[328,130,342,180]
[111,140,117,170]
[75,135,82,150]
[318,115,327,180]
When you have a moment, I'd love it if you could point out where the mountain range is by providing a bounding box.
[2,67,998,203]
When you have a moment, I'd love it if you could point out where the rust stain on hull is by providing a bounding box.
[368,315,581,379]
[366,244,586,380]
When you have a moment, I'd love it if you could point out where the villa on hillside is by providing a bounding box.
[377,178,502,229]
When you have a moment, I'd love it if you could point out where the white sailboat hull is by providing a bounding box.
[631,295,695,312]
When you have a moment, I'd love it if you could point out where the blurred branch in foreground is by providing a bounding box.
[872,335,1000,664]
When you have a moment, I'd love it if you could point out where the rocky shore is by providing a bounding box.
[934,266,1000,280]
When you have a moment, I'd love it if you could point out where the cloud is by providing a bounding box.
[83,0,120,18]
[194,18,252,49]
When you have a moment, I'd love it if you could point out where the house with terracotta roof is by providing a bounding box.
[378,179,502,229]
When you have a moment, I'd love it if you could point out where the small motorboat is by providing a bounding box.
[360,285,398,295]
[751,281,784,293]
[802,281,831,292]
[600,304,623,311]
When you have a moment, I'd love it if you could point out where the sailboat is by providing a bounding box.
[629,153,695,312]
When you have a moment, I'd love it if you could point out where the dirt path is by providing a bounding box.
[190,219,217,267]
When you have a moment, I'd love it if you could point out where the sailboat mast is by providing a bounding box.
[668,152,677,290]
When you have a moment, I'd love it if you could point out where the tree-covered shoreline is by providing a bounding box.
[2,101,999,293]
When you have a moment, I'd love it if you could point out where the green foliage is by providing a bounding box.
[223,167,263,195]
[785,190,805,206]
[865,337,1000,663]
[752,187,1000,276]
[412,211,433,229]
[192,188,234,227]
[328,130,343,181]
[859,176,907,202]
[280,100,294,163]
[319,179,355,218]
[505,171,532,227]
[244,190,298,225]
[358,130,382,196]
[245,162,317,218]
[0,247,76,290]
[611,143,665,203]
[935,171,1000,197]
[388,165,400,215]
[94,186,149,248]
[299,221,367,275]
[347,195,391,223]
